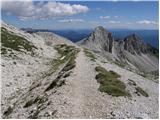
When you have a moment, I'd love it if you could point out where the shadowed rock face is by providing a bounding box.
[82,26,114,52]
[79,26,158,72]
[146,44,159,57]
[123,34,148,55]
[123,34,159,57]
[82,27,158,56]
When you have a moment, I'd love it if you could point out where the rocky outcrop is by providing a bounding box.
[80,26,114,52]
[121,34,159,58]
[79,26,159,73]
[123,34,148,55]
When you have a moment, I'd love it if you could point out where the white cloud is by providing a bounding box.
[2,0,89,21]
[58,19,84,23]
[114,16,119,18]
[100,15,120,19]
[137,20,158,25]
[109,21,120,24]
[100,16,110,19]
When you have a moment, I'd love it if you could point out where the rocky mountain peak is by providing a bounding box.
[80,26,114,53]
[94,26,110,35]
[124,33,142,42]
[95,26,107,31]
[123,34,148,55]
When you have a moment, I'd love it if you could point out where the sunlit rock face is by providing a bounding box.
[81,26,114,53]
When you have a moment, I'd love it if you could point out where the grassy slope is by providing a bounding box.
[95,66,131,97]
[83,48,96,62]
[45,44,80,91]
[1,27,37,56]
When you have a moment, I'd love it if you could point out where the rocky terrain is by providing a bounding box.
[79,26,159,76]
[79,26,114,53]
[1,22,159,119]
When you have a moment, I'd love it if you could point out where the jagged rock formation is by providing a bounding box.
[79,26,114,52]
[122,34,159,56]
[117,34,159,73]
[79,26,159,73]
[123,34,148,55]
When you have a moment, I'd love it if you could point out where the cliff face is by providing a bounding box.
[81,26,114,52]
[79,26,159,72]
[123,34,148,55]
[81,27,158,56]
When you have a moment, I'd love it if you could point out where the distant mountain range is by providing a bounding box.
[21,28,90,42]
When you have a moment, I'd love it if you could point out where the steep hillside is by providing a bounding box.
[1,22,76,118]
[1,23,159,119]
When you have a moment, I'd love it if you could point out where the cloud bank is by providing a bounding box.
[2,0,89,21]
[137,20,158,25]
[100,16,110,19]
[58,19,84,23]
[109,21,120,24]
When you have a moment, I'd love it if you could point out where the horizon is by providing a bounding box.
[20,26,159,31]
[1,1,159,30]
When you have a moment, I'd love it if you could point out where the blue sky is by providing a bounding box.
[1,1,159,30]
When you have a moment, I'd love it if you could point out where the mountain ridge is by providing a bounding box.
[79,26,159,73]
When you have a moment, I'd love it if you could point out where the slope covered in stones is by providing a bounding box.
[1,22,76,118]
[1,22,159,119]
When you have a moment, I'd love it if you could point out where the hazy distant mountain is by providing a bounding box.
[53,30,90,42]
[21,28,91,42]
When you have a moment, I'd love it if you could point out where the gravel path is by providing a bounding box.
[64,49,101,118]
[50,49,159,119]
[2,48,158,119]
[51,49,102,118]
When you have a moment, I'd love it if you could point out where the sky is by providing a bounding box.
[1,0,159,30]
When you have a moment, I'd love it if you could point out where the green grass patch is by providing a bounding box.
[135,86,149,97]
[42,44,79,78]
[45,44,79,91]
[95,66,131,97]
[28,44,79,92]
[128,79,149,97]
[84,49,96,61]
[1,27,37,55]
[113,61,126,68]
